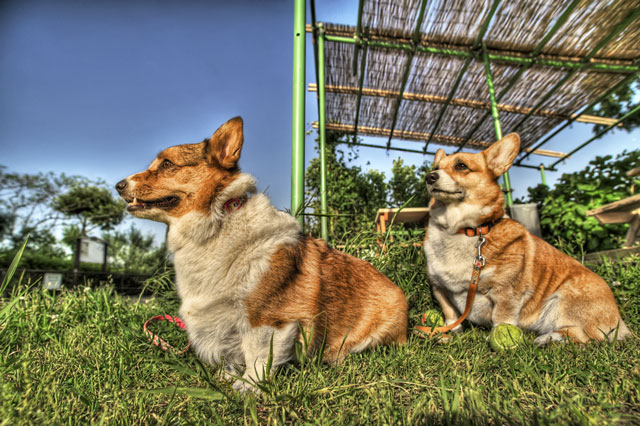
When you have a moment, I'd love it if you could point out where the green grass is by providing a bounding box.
[1,236,639,425]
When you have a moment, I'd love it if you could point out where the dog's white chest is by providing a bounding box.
[425,227,477,291]
[424,223,494,325]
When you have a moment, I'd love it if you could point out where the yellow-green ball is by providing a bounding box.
[422,310,445,328]
[489,324,523,351]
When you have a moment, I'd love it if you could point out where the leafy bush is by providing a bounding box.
[305,132,389,240]
[523,149,639,253]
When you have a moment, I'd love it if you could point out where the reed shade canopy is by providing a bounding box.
[310,0,640,160]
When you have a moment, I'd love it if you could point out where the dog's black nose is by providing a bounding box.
[426,172,439,185]
[115,179,128,193]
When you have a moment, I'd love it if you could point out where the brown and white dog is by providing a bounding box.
[424,133,630,345]
[116,117,408,392]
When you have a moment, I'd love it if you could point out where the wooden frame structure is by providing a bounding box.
[292,0,640,240]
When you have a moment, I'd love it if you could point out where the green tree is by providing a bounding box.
[52,183,126,236]
[103,226,167,274]
[0,167,78,249]
[591,76,640,134]
[305,132,388,241]
[388,158,430,208]
[524,149,639,253]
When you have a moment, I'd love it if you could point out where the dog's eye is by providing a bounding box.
[160,159,174,169]
[454,162,468,171]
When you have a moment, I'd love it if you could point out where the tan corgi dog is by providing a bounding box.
[423,133,630,345]
[116,117,408,392]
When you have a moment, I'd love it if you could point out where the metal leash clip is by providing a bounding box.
[474,233,486,267]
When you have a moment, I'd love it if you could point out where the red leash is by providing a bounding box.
[143,314,191,354]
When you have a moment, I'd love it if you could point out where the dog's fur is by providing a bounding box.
[424,133,630,345]
[117,117,408,391]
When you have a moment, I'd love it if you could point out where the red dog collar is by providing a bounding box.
[458,219,500,237]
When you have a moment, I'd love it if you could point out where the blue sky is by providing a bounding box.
[1,0,638,244]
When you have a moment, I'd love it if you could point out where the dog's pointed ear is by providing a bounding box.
[484,133,520,177]
[433,148,446,168]
[206,117,244,169]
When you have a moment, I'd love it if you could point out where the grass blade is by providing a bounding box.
[0,235,29,296]
[140,386,224,401]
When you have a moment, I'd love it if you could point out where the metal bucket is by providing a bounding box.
[509,203,542,238]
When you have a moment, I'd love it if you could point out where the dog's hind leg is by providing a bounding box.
[234,323,298,393]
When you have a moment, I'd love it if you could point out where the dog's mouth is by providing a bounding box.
[126,196,180,212]
[429,186,465,200]
[430,188,463,195]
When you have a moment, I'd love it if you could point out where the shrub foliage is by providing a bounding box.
[524,149,639,252]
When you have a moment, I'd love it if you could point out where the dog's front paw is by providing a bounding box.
[232,379,257,394]
[534,332,565,346]
[221,364,240,382]
[445,319,463,334]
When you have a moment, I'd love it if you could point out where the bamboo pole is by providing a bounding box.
[311,122,557,170]
[312,122,566,159]
[308,83,618,125]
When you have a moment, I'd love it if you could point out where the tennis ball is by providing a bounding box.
[422,309,445,328]
[489,324,524,351]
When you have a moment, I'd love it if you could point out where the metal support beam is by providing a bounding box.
[386,0,429,149]
[483,45,513,206]
[424,0,500,153]
[549,103,640,169]
[321,34,639,74]
[511,7,640,133]
[317,26,328,241]
[516,71,639,165]
[291,0,305,226]
[352,0,365,76]
[353,31,368,143]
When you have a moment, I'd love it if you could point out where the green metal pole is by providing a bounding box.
[352,0,365,76]
[540,165,547,186]
[291,0,306,227]
[353,32,368,143]
[549,103,640,169]
[483,45,513,206]
[317,26,329,241]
